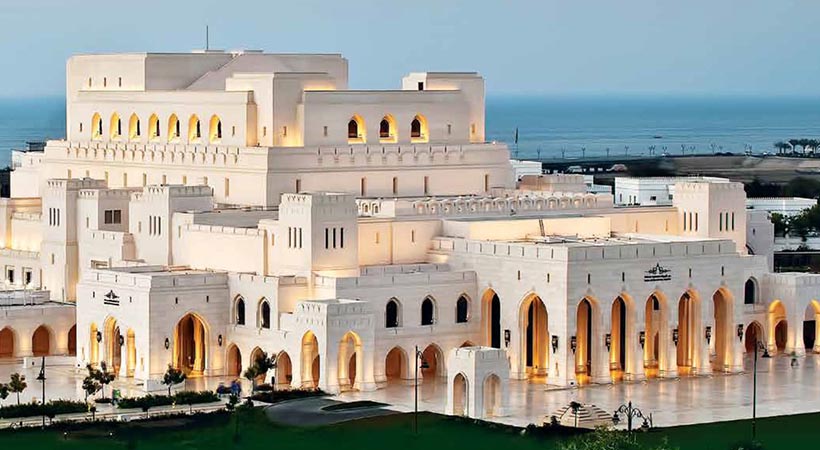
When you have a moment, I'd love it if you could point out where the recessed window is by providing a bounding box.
[417,81,424,91]
[118,77,122,87]
[323,126,328,137]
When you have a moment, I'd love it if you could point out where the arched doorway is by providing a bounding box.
[301,331,320,388]
[32,325,51,357]
[275,351,293,390]
[226,344,242,377]
[338,331,363,391]
[67,325,77,356]
[519,294,549,379]
[575,298,594,383]
[644,294,665,378]
[610,296,628,381]
[385,346,408,383]
[104,318,122,374]
[174,313,207,376]
[452,373,468,416]
[745,322,764,353]
[0,327,14,358]
[769,301,788,354]
[803,301,820,353]
[421,344,445,379]
[482,289,501,348]
[712,289,731,371]
[483,374,502,417]
[676,292,699,375]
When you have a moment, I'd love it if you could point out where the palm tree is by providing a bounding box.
[8,373,27,405]
[774,141,790,154]
[788,139,800,154]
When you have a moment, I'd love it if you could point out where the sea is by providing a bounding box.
[3,95,820,163]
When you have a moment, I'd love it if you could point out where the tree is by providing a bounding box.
[82,375,102,402]
[770,213,788,237]
[8,373,27,405]
[90,362,115,399]
[162,365,186,397]
[252,351,276,382]
[243,366,259,391]
[0,383,8,401]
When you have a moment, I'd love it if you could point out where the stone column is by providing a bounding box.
[357,341,378,391]
[118,341,128,378]
[788,311,806,357]
[660,323,678,379]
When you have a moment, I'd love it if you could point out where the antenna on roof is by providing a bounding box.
[205,25,210,51]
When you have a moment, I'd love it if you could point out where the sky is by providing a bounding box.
[1,0,820,98]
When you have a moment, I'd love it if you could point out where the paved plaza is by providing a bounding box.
[1,354,818,429]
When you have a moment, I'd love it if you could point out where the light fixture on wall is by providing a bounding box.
[570,336,577,354]
[639,331,646,349]
[551,335,559,354]
[672,328,679,347]
[218,334,223,346]
[503,329,511,348]
[605,333,612,352]
[705,326,712,345]
[118,335,124,347]
[95,331,102,343]
[737,324,744,341]
[164,338,170,350]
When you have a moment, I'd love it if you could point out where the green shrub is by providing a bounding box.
[117,391,218,410]
[174,390,219,405]
[0,399,87,419]
[250,388,325,403]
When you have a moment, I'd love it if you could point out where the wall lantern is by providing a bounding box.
[639,331,646,349]
[164,338,170,350]
[95,331,102,343]
[218,334,223,347]
[605,333,612,352]
[551,335,559,354]
[672,328,679,347]
[737,324,744,341]
[570,336,577,354]
[705,326,712,345]
[118,335,124,347]
[503,329,511,348]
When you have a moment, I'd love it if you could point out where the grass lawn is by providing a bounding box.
[0,408,817,450]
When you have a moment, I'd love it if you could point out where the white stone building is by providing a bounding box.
[1,51,819,419]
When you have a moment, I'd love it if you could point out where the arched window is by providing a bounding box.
[235,297,246,325]
[456,295,469,323]
[421,297,435,325]
[209,115,222,143]
[168,114,180,142]
[129,114,141,141]
[148,114,160,140]
[410,115,428,142]
[188,115,201,142]
[744,278,757,305]
[91,113,102,140]
[110,113,122,140]
[259,300,271,329]
[348,115,365,143]
[379,115,396,142]
[386,299,400,328]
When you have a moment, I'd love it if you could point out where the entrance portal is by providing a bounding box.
[676,292,698,374]
[32,325,50,357]
[610,296,627,381]
[712,289,731,371]
[482,290,501,348]
[175,314,207,376]
[575,298,593,382]
[520,294,549,378]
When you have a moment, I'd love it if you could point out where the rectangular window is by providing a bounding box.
[332,228,337,249]
[340,227,344,248]
[23,268,32,285]
[299,227,303,248]
[224,178,230,197]
[360,177,366,196]
[484,174,490,192]
[719,212,723,231]
[296,179,302,193]
[104,210,122,225]
[695,212,698,231]
[447,124,452,135]
[288,227,292,248]
[325,228,329,249]
[392,177,398,195]
[423,176,429,195]
[283,126,288,137]
[5,266,14,284]
[323,126,328,137]
[731,212,735,230]
[411,230,416,243]
[418,81,424,91]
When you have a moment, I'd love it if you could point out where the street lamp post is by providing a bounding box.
[413,345,429,435]
[36,356,46,427]
[752,340,771,440]
[613,401,651,432]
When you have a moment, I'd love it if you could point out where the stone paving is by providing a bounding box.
[2,354,818,429]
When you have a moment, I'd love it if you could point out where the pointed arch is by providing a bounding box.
[110,112,122,140]
[188,114,201,142]
[519,293,549,379]
[421,343,445,378]
[129,113,141,141]
[644,292,668,378]
[347,114,366,143]
[769,300,788,353]
[275,351,293,390]
[168,114,180,142]
[67,324,77,356]
[173,312,209,376]
[575,297,597,383]
[384,346,409,382]
[0,326,15,358]
[233,296,246,325]
[676,290,702,374]
[32,325,51,357]
[300,331,320,388]
[744,278,758,305]
[148,114,160,141]
[379,114,397,143]
[452,372,468,416]
[209,115,222,143]
[385,297,401,328]
[411,114,428,143]
[226,344,242,377]
[421,296,436,325]
[456,294,470,323]
[338,331,363,391]
[91,113,103,140]
[483,373,502,417]
[711,288,732,371]
[258,298,271,329]
[481,288,501,348]
[744,321,765,353]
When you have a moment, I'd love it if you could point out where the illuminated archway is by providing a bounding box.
[347,115,366,143]
[483,374,502,417]
[209,115,222,143]
[421,343,445,379]
[300,331,320,388]
[379,115,397,143]
[32,325,51,357]
[89,323,100,365]
[91,113,103,140]
[410,114,428,143]
[452,372,468,416]
[226,344,242,377]
[711,288,732,371]
[67,324,77,356]
[110,113,122,140]
[0,327,15,358]
[338,331,363,391]
[385,346,409,382]
[575,298,595,383]
[610,296,629,381]
[275,351,293,389]
[768,300,788,354]
[148,114,160,141]
[188,115,201,143]
[129,113,141,141]
[168,114,180,142]
[482,289,501,348]
[676,291,701,375]
[804,301,820,352]
[644,293,667,378]
[744,321,764,353]
[104,317,122,375]
[174,313,207,376]
[519,293,549,379]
